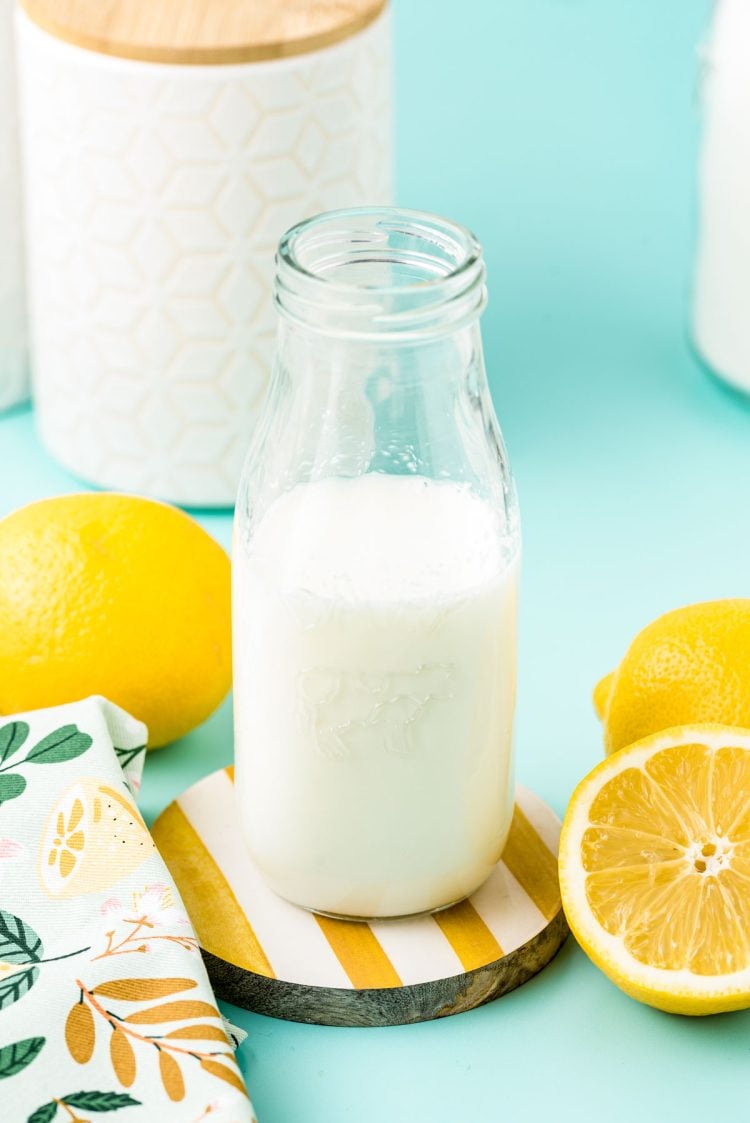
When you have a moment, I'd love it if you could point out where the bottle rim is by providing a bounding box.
[274,206,487,340]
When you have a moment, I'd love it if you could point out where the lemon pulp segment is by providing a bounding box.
[560,726,750,1014]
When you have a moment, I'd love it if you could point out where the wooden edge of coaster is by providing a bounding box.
[202,909,570,1028]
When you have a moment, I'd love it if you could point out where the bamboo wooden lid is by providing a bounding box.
[20,0,388,65]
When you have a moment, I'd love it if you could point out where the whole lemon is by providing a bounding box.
[594,599,750,755]
[0,493,231,747]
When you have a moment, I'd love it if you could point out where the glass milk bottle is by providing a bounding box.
[233,208,520,919]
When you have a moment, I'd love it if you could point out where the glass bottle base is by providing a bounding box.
[277,888,483,924]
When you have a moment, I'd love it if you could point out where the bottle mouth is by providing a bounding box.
[275,207,487,340]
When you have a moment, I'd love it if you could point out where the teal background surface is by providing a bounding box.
[5,0,750,1119]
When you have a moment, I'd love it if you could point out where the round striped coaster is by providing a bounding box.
[152,769,568,1026]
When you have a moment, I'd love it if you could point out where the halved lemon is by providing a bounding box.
[39,778,155,898]
[559,725,750,1015]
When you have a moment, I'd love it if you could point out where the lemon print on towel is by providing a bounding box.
[40,778,154,898]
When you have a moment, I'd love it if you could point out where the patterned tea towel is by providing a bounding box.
[0,696,256,1123]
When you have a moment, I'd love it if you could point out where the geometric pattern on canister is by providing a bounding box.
[16,9,392,504]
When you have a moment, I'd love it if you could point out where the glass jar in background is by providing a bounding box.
[0,0,28,411]
[233,208,521,920]
[693,0,750,391]
[16,0,391,504]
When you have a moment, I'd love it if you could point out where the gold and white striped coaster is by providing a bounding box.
[152,769,568,1026]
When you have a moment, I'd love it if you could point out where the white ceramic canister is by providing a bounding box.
[0,0,28,411]
[16,0,392,505]
[693,0,750,393]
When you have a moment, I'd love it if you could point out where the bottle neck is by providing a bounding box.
[237,207,511,527]
[272,315,489,484]
[274,207,486,344]
[275,314,482,385]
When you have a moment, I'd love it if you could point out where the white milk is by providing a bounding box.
[233,473,519,918]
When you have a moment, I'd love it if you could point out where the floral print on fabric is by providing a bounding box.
[0,697,256,1123]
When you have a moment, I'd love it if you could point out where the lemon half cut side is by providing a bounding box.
[559,725,750,1015]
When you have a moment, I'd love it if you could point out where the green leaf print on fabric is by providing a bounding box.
[25,726,93,765]
[26,1105,58,1123]
[0,910,44,1009]
[28,1091,141,1120]
[63,1091,141,1111]
[113,744,147,797]
[0,1036,45,1078]
[0,965,38,1010]
[113,746,146,771]
[0,725,93,807]
[0,698,252,1122]
[0,909,43,964]
[0,773,27,804]
[0,722,30,765]
[0,912,88,1011]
